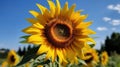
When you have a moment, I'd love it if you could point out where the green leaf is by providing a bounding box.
[20,35,30,44]
[33,60,50,67]
[78,59,87,66]
[19,40,28,44]
[33,54,50,66]
[20,35,30,39]
[89,44,95,48]
[16,45,40,66]
[37,60,50,65]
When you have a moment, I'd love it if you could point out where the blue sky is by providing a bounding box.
[0,0,120,50]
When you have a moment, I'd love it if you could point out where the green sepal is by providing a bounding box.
[20,35,30,39]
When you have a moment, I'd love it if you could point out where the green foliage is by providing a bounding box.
[107,53,120,67]
[19,40,28,44]
[20,35,30,44]
[89,44,95,48]
[17,46,40,66]
[32,54,50,67]
[20,35,30,39]
[101,32,120,55]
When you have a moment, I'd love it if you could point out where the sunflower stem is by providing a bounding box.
[58,62,61,67]
[49,62,52,67]
[52,62,56,67]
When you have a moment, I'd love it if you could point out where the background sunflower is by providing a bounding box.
[7,50,20,66]
[82,45,99,67]
[101,51,109,66]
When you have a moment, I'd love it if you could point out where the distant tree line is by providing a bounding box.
[100,32,120,55]
[0,48,9,58]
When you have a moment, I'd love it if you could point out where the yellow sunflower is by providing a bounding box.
[82,46,99,67]
[101,51,108,66]
[24,62,30,67]
[7,50,20,66]
[1,61,8,67]
[23,0,95,64]
[37,65,43,67]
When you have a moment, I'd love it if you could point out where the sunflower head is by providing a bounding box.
[82,46,99,66]
[1,61,8,67]
[24,62,31,67]
[23,0,96,64]
[37,65,43,67]
[101,51,109,66]
[7,50,19,66]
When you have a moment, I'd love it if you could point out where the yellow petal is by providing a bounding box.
[75,28,96,35]
[66,47,76,61]
[75,35,89,39]
[31,41,42,45]
[81,29,96,35]
[75,15,88,25]
[76,21,92,29]
[33,23,44,29]
[67,4,76,19]
[45,50,52,60]
[55,0,61,16]
[43,9,51,21]
[78,49,84,59]
[29,10,40,18]
[71,41,84,59]
[63,2,68,11]
[45,47,56,62]
[26,18,38,24]
[36,3,47,14]
[70,10,82,22]
[73,39,85,49]
[29,10,47,25]
[22,26,43,35]
[37,42,50,54]
[56,49,67,63]
[48,0,55,17]
[79,38,96,44]
[60,2,68,18]
[28,35,45,44]
[70,57,78,64]
[86,38,96,44]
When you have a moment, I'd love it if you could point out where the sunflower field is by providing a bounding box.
[0,0,120,67]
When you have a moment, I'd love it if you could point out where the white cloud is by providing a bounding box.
[110,19,120,26]
[97,27,108,31]
[103,17,111,22]
[108,5,114,9]
[107,4,120,13]
[103,17,120,26]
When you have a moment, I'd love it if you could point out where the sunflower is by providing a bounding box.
[37,65,43,67]
[82,46,99,67]
[7,50,19,66]
[101,51,108,66]
[23,0,95,64]
[1,61,8,67]
[24,62,30,67]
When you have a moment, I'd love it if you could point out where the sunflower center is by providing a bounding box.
[45,19,73,48]
[102,56,105,61]
[54,24,70,39]
[10,55,15,62]
[84,53,93,63]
